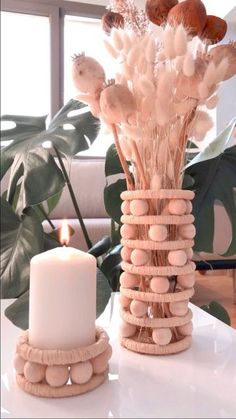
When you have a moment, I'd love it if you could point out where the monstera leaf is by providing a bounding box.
[185,145,236,256]
[0,198,44,298]
[5,269,111,329]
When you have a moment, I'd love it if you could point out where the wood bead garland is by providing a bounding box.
[152,328,172,345]
[45,365,69,387]
[120,224,137,239]
[148,225,168,241]
[177,274,195,288]
[130,199,149,216]
[120,189,195,356]
[179,224,196,239]
[24,362,46,384]
[120,320,137,337]
[130,300,148,317]
[131,249,150,266]
[14,327,111,398]
[150,276,169,293]
[168,250,187,266]
[13,354,26,374]
[70,361,93,384]
[169,300,189,316]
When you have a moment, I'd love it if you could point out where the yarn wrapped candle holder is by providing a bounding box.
[119,189,196,355]
[14,326,112,398]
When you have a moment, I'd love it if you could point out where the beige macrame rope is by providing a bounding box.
[120,286,194,303]
[121,335,192,355]
[120,214,194,225]
[16,369,108,398]
[17,327,109,366]
[121,189,195,201]
[121,238,194,250]
[121,261,196,277]
[120,307,193,328]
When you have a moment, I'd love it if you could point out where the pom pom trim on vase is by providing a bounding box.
[14,327,112,398]
[119,189,195,356]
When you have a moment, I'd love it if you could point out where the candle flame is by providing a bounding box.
[60,220,70,246]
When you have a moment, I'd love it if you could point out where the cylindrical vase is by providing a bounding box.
[119,189,196,355]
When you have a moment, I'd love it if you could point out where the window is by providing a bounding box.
[1,11,50,116]
[1,0,113,156]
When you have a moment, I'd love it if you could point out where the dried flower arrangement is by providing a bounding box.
[72,0,236,354]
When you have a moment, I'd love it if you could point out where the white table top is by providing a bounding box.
[1,294,236,418]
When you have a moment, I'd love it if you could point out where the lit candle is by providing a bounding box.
[28,221,96,350]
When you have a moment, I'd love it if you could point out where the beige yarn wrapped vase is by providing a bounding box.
[119,188,196,355]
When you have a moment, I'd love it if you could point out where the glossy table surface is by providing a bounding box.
[1,294,236,418]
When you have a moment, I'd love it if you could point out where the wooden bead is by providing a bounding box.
[177,274,195,288]
[120,224,137,239]
[131,249,149,266]
[119,294,131,308]
[148,225,168,242]
[185,200,193,214]
[152,328,172,345]
[45,365,69,387]
[177,321,193,336]
[130,199,149,216]
[70,361,93,384]
[179,224,196,239]
[130,300,148,317]
[24,361,45,384]
[169,300,188,316]
[150,276,169,293]
[168,199,187,215]
[120,272,140,288]
[121,246,132,262]
[13,354,26,374]
[168,250,187,266]
[120,320,137,338]
[186,248,194,260]
[91,345,112,374]
[121,200,130,215]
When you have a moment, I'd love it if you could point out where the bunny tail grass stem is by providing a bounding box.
[53,145,93,250]
[111,124,134,190]
[131,140,149,189]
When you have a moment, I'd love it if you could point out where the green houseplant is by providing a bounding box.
[1,99,112,328]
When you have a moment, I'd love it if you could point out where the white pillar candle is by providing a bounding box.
[29,246,96,350]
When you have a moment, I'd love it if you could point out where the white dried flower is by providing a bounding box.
[156,100,169,126]
[139,75,155,98]
[183,52,195,77]
[163,26,176,60]
[173,98,197,116]
[123,31,132,54]
[145,36,156,63]
[121,123,140,140]
[111,28,124,51]
[103,39,119,59]
[127,44,141,66]
[174,25,187,56]
[198,81,209,99]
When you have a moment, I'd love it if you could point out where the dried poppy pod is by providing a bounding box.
[102,11,124,35]
[200,16,227,45]
[100,83,136,124]
[209,43,236,81]
[72,53,105,95]
[145,0,178,26]
[167,0,207,37]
